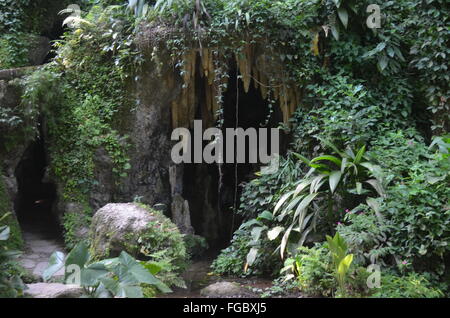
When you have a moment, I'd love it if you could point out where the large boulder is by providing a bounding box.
[89,203,187,273]
[25,283,84,298]
[200,282,255,298]
[90,203,157,258]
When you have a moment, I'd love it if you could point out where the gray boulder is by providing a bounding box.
[200,282,255,298]
[25,283,84,298]
[90,203,158,258]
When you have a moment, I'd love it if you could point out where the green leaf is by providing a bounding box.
[311,174,326,193]
[0,225,10,240]
[274,191,294,214]
[280,224,294,259]
[117,251,171,293]
[246,247,259,266]
[257,211,273,221]
[330,22,340,41]
[251,226,264,242]
[338,254,353,276]
[267,226,284,241]
[142,262,162,275]
[43,251,65,282]
[294,179,313,196]
[329,171,342,193]
[378,55,389,72]
[294,193,319,220]
[310,155,342,166]
[337,8,348,29]
[354,145,366,164]
[80,262,109,286]
[365,179,385,198]
[65,242,90,278]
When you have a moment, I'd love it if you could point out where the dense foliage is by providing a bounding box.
[0,0,448,298]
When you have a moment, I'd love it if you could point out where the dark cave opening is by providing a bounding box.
[14,136,61,238]
[183,61,285,249]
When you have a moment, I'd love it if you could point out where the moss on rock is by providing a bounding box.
[0,174,23,250]
[89,203,187,273]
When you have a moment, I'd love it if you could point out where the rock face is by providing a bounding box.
[200,282,255,298]
[27,36,51,66]
[90,203,158,258]
[0,69,39,243]
[25,283,84,298]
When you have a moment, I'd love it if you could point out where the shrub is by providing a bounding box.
[338,206,392,266]
[183,234,208,260]
[371,271,444,298]
[283,243,335,297]
[211,230,251,277]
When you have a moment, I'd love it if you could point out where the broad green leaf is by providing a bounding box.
[240,218,262,229]
[354,145,366,164]
[338,254,353,276]
[283,194,304,214]
[65,242,90,270]
[80,262,109,286]
[311,174,326,193]
[257,211,273,221]
[310,155,342,166]
[378,55,389,72]
[43,251,65,282]
[142,262,162,275]
[0,225,10,240]
[246,247,259,266]
[337,8,348,29]
[365,179,385,198]
[251,226,264,242]
[294,193,319,220]
[294,179,313,196]
[274,190,295,214]
[267,226,284,241]
[330,22,339,41]
[329,171,342,193]
[280,224,294,259]
[116,284,144,298]
[118,251,170,292]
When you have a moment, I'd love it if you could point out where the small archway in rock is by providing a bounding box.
[14,136,61,238]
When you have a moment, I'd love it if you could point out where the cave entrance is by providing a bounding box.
[183,61,284,249]
[14,136,61,238]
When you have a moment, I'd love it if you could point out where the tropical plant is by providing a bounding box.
[268,142,386,258]
[44,242,171,298]
[281,243,335,297]
[326,232,353,297]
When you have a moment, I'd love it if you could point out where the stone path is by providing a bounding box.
[19,222,66,279]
